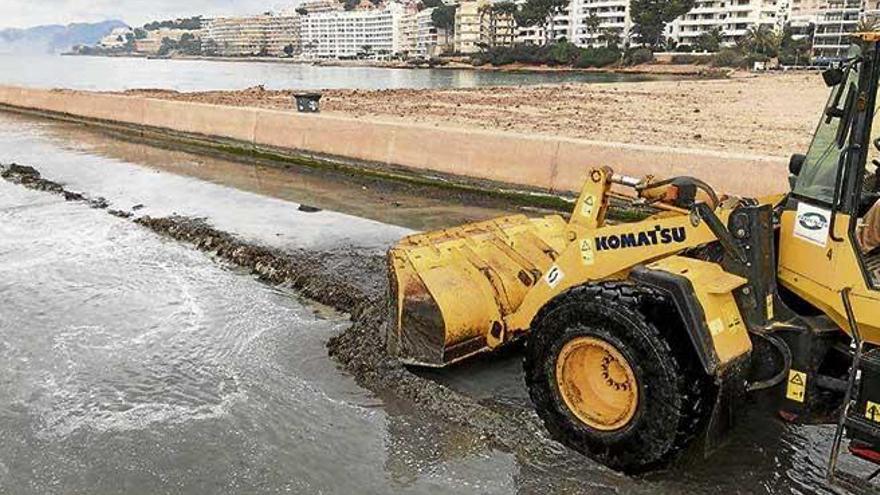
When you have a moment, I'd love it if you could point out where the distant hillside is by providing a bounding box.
[0,20,128,54]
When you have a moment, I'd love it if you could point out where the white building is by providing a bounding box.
[514,0,572,45]
[134,28,200,54]
[455,0,485,52]
[401,7,447,57]
[812,0,862,60]
[667,0,786,47]
[570,0,630,47]
[787,0,823,39]
[203,15,301,56]
[301,3,405,59]
[98,27,133,49]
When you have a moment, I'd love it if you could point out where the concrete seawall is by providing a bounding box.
[0,85,789,197]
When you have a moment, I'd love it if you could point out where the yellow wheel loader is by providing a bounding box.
[388,36,880,488]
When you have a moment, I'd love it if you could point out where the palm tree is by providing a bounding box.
[695,26,723,53]
[740,25,780,57]
[598,27,622,49]
[857,17,880,33]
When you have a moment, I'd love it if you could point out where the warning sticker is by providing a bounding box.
[580,239,595,266]
[866,401,880,423]
[786,370,807,403]
[581,195,596,217]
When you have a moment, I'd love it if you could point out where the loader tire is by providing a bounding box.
[524,282,712,473]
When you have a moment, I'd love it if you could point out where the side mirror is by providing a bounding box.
[823,67,845,87]
[789,153,806,176]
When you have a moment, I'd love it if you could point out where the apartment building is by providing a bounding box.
[415,8,449,56]
[790,0,825,20]
[667,0,785,47]
[400,7,446,56]
[479,2,517,47]
[204,15,301,56]
[515,0,572,45]
[300,3,405,59]
[787,0,823,39]
[454,0,485,53]
[134,28,200,54]
[400,7,420,54]
[812,0,862,60]
[570,0,630,47]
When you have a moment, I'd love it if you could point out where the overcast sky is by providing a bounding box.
[2,1,299,29]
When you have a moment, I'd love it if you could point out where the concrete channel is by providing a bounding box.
[0,110,863,494]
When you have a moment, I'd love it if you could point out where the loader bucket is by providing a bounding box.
[387,214,569,367]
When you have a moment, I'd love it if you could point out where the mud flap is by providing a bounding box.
[703,358,749,453]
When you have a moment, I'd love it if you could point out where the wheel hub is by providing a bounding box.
[556,336,639,431]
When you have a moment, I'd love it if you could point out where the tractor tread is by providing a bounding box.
[524,281,713,473]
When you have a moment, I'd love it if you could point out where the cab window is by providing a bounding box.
[794,51,862,204]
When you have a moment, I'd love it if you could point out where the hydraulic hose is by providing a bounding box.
[746,332,793,392]
[636,176,721,211]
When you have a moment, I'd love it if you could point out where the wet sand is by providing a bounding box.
[119,72,828,157]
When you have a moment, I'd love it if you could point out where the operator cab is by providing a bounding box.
[786,42,880,292]
[782,37,880,489]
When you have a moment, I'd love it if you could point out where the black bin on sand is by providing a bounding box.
[293,92,322,113]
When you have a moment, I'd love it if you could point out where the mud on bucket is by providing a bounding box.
[293,92,322,113]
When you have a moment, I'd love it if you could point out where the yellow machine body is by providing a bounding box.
[778,210,880,342]
[387,168,764,368]
[387,36,880,483]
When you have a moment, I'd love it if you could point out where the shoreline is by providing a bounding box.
[62,51,719,76]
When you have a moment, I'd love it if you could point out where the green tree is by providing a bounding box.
[584,12,601,45]
[157,37,177,56]
[779,22,812,65]
[419,0,443,9]
[431,4,456,31]
[694,26,722,52]
[134,28,147,39]
[177,32,201,55]
[739,24,780,57]
[858,17,880,32]
[143,16,202,32]
[296,7,309,15]
[431,3,457,45]
[284,44,296,57]
[630,0,694,49]
[515,0,569,45]
[598,27,622,49]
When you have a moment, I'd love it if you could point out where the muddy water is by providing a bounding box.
[0,109,876,494]
[0,171,520,494]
